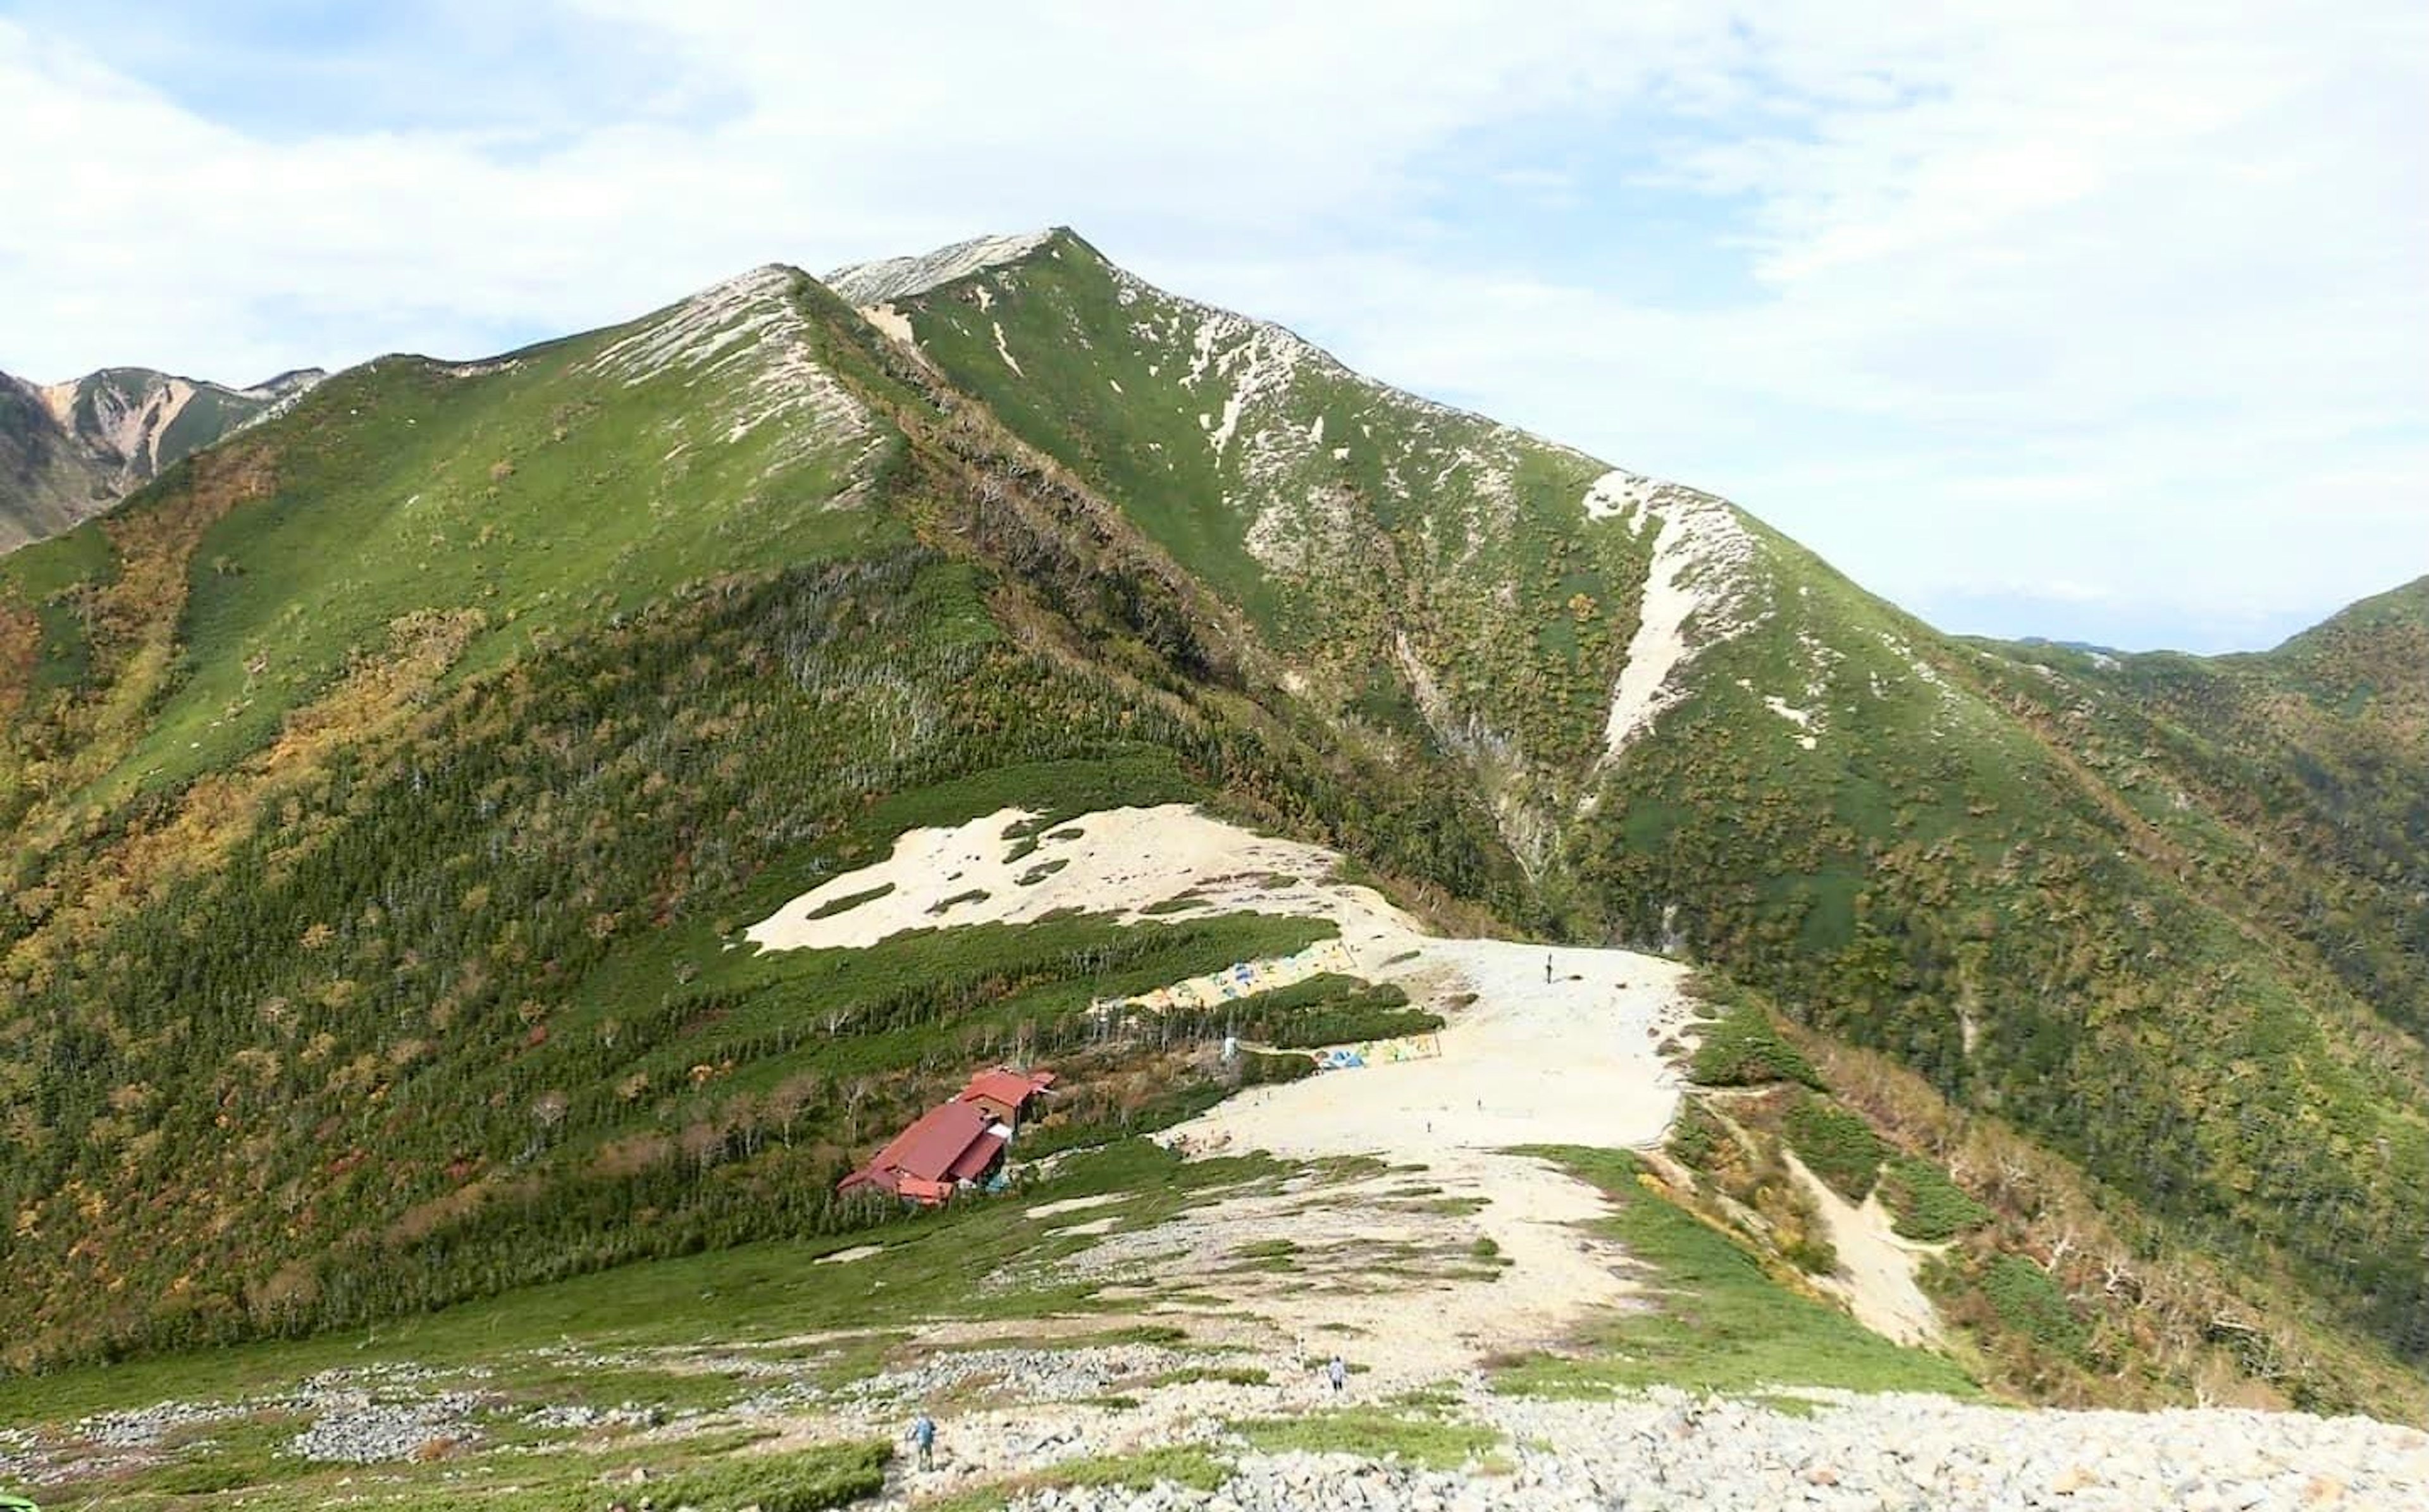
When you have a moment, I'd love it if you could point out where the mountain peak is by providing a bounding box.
[581,259,875,471]
[825,228,1066,307]
[240,367,329,400]
[2,362,326,552]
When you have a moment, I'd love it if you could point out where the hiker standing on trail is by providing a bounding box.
[1545,954,1554,983]
[1328,1355,1347,1396]
[912,1410,936,1471]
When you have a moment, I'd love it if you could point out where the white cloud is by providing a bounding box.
[0,1,2421,649]
[0,4,1722,374]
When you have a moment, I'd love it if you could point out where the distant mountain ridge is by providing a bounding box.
[0,362,324,552]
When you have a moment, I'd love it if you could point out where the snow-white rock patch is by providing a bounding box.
[585,265,874,481]
[992,321,1026,378]
[1595,475,1762,758]
[1209,388,1247,453]
[825,229,1055,305]
[1764,696,1820,749]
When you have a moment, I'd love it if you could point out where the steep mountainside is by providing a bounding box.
[0,365,322,553]
[0,231,2419,1419]
[843,231,2429,1374]
[832,230,1664,874]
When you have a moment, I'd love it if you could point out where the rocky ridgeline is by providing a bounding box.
[967,1389,2426,1512]
[0,1341,1215,1487]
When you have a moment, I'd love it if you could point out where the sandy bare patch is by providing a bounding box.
[745,804,1414,954]
[816,1245,887,1266]
[1159,938,1695,1384]
[1783,1151,1945,1347]
[1025,1195,1125,1220]
[860,302,918,348]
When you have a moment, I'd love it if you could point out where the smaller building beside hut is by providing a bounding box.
[958,1066,1058,1124]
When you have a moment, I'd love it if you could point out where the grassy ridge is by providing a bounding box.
[0,540,1361,1368]
[3,278,894,815]
[0,1138,1271,1430]
[3,1138,1291,1509]
[886,230,1649,806]
[42,1439,894,1512]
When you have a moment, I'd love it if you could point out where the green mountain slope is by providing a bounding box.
[833,229,1653,874]
[844,230,2429,1374]
[0,230,2420,1420]
[0,260,1511,1371]
[0,366,319,555]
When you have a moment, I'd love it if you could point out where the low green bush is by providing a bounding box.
[1781,1093,1886,1202]
[1664,1103,1729,1169]
[1232,1410,1500,1469]
[1783,1233,1841,1275]
[1239,1048,1318,1085]
[1687,995,1822,1088]
[1879,1157,1992,1242]
[805,882,894,920]
[1980,1253,2087,1359]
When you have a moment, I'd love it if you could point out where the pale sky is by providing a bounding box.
[4,1,2423,651]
